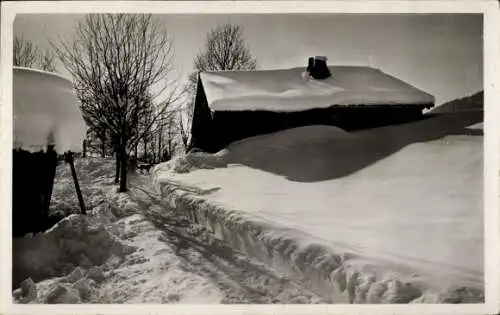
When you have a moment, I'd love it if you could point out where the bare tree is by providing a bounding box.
[83,120,112,158]
[184,23,257,150]
[190,23,256,82]
[13,36,38,68]
[187,23,256,93]
[39,49,57,72]
[177,111,190,151]
[52,14,180,192]
[154,112,177,162]
[14,36,57,72]
[83,129,109,158]
[137,101,156,163]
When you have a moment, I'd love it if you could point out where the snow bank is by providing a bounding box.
[200,66,435,112]
[13,157,325,304]
[159,125,348,174]
[151,185,484,303]
[466,122,483,131]
[12,212,129,299]
[430,91,483,114]
[160,150,230,174]
[13,158,238,304]
[152,111,484,303]
[93,213,225,304]
[13,67,87,153]
[12,210,225,304]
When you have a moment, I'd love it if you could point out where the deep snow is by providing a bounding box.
[13,67,87,153]
[12,158,323,304]
[154,110,484,303]
[429,91,483,114]
[200,66,435,112]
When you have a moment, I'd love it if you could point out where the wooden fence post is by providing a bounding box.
[65,151,86,215]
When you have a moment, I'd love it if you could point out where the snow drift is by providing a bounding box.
[12,210,225,304]
[430,91,483,114]
[153,110,484,303]
[12,157,226,304]
[200,66,435,112]
[13,158,323,304]
[13,67,87,153]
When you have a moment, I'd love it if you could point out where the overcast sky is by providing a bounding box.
[14,13,483,105]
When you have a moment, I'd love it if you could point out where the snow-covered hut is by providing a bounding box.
[189,57,435,153]
[12,67,87,237]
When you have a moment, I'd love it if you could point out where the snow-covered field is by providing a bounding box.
[153,110,484,303]
[12,158,323,304]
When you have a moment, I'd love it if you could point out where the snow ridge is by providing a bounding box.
[151,177,483,304]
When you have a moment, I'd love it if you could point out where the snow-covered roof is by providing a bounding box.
[13,67,87,153]
[199,66,435,112]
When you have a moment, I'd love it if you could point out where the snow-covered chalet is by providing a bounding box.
[189,56,435,153]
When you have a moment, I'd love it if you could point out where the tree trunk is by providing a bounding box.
[157,126,163,162]
[152,138,157,163]
[101,137,106,158]
[114,151,120,183]
[82,140,87,158]
[119,142,128,192]
[66,151,87,215]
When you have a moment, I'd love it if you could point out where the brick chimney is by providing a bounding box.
[307,56,331,80]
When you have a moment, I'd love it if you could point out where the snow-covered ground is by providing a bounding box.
[153,110,484,303]
[12,158,323,304]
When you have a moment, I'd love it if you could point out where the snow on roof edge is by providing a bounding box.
[199,66,435,112]
[13,67,87,154]
[13,66,73,85]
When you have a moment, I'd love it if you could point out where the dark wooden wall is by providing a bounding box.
[189,79,215,152]
[189,80,430,153]
[12,147,58,237]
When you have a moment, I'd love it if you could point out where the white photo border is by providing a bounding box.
[1,1,499,314]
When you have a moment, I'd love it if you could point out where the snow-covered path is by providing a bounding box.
[12,158,323,304]
[128,175,324,303]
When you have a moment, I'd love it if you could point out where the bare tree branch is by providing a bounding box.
[39,49,57,72]
[183,23,257,151]
[14,36,58,72]
[50,14,180,192]
[13,36,38,68]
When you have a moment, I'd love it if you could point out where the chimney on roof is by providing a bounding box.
[306,56,331,80]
